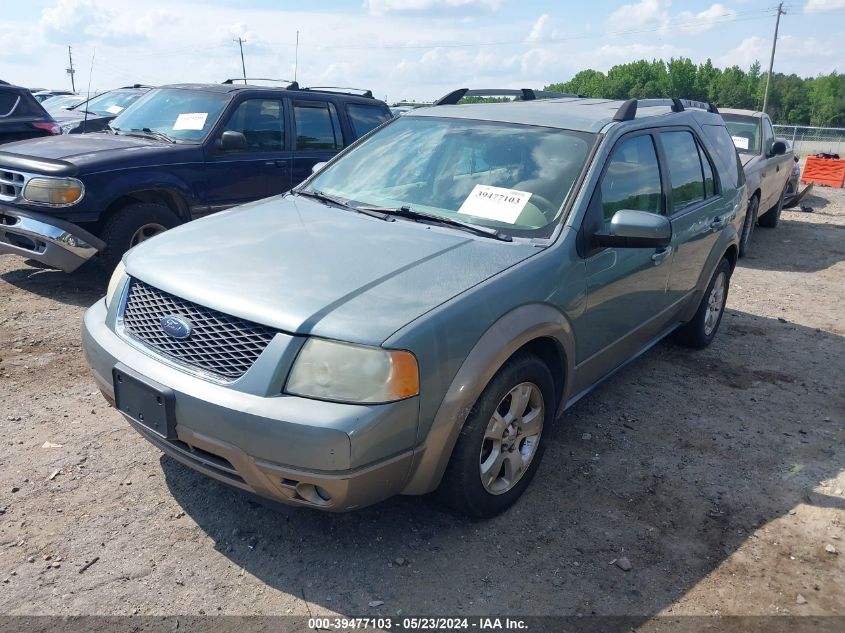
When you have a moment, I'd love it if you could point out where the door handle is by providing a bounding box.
[711,216,728,230]
[265,160,287,167]
[651,245,673,265]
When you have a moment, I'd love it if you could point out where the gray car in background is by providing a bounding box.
[721,108,793,256]
[83,95,745,518]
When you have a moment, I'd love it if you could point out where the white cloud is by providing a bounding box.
[804,0,845,12]
[607,0,736,34]
[718,34,839,75]
[527,14,559,43]
[364,0,501,16]
[41,0,177,45]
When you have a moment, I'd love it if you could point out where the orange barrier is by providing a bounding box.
[801,156,845,188]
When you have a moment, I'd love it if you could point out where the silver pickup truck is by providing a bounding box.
[721,108,793,256]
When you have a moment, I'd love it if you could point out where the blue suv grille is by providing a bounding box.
[120,279,278,381]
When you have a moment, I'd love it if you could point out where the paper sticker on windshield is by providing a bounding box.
[457,185,531,224]
[106,105,124,115]
[173,113,208,131]
[731,135,750,150]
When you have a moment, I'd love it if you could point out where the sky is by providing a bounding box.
[1,0,844,103]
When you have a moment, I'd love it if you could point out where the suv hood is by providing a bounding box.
[0,133,192,173]
[125,195,540,344]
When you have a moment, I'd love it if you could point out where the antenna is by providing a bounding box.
[294,31,299,84]
[83,48,95,134]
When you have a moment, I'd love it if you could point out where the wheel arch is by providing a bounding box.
[401,303,575,496]
[99,187,191,230]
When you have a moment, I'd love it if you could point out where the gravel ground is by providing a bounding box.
[0,188,843,621]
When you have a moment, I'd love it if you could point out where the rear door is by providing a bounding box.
[203,96,291,209]
[290,98,345,187]
[657,128,729,305]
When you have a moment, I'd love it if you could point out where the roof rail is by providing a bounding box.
[221,78,300,89]
[434,88,579,106]
[613,97,719,122]
[302,86,374,98]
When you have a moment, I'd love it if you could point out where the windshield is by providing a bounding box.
[77,90,145,117]
[722,114,761,154]
[304,116,594,237]
[110,88,231,142]
[43,95,84,114]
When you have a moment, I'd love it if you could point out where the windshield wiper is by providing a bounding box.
[294,190,393,221]
[355,205,512,242]
[135,127,176,143]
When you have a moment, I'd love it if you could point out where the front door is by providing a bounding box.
[203,97,291,211]
[573,132,675,394]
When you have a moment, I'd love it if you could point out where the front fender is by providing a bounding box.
[87,170,197,216]
[401,302,576,495]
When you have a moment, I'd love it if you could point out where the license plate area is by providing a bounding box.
[113,363,176,439]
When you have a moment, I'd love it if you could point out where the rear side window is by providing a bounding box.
[702,124,742,189]
[346,104,389,138]
[0,92,20,117]
[660,130,706,212]
[598,134,663,226]
[294,101,343,150]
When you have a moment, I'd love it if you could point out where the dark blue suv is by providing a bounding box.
[0,81,391,271]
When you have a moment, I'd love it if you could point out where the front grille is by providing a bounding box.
[0,169,24,202]
[121,279,278,381]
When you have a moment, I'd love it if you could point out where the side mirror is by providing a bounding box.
[771,139,787,156]
[218,130,247,151]
[594,209,672,249]
[311,161,327,174]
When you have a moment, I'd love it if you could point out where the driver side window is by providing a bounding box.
[762,118,775,155]
[222,99,285,151]
[598,134,663,228]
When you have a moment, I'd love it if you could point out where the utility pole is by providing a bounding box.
[762,2,785,115]
[66,46,76,92]
[234,37,247,82]
[294,31,299,84]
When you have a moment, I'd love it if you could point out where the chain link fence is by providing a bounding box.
[773,125,845,157]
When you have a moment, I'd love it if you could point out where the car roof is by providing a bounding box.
[158,83,386,105]
[406,97,723,133]
[720,108,764,118]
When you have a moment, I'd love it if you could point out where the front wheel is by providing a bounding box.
[758,181,789,228]
[674,258,731,349]
[99,202,180,272]
[738,195,758,258]
[437,352,554,519]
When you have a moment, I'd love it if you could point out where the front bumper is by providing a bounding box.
[0,205,104,272]
[82,298,419,511]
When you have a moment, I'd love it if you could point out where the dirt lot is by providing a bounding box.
[0,189,843,623]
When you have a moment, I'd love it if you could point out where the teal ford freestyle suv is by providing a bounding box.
[82,92,746,518]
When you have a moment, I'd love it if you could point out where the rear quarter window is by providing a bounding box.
[702,124,742,189]
[0,92,20,117]
[346,103,390,138]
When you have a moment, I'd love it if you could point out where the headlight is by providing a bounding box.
[23,177,84,205]
[286,338,419,404]
[105,261,126,309]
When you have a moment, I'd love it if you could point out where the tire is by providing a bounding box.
[99,202,180,272]
[674,258,731,349]
[758,181,789,228]
[437,352,555,519]
[738,195,758,258]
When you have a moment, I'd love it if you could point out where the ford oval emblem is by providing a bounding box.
[160,315,193,339]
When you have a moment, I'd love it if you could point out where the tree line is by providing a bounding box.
[544,58,844,127]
